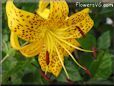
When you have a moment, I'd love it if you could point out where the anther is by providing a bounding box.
[39,70,50,81]
[46,51,50,65]
[83,66,92,78]
[66,78,74,84]
[76,26,85,37]
[92,47,97,59]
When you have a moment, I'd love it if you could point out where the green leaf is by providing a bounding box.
[78,53,93,69]
[89,51,112,80]
[97,31,111,49]
[15,2,38,13]
[2,59,31,84]
[77,33,96,49]
[100,8,114,17]
[57,57,82,82]
[112,54,114,73]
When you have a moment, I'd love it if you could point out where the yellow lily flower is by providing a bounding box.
[6,0,94,79]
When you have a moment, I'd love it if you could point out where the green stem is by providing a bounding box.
[0,54,9,64]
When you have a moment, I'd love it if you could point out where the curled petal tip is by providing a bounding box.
[83,8,90,13]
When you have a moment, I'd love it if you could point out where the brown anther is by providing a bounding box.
[46,51,50,65]
[66,78,74,84]
[76,26,85,37]
[39,70,50,81]
[92,47,97,59]
[31,63,50,81]
[83,66,92,78]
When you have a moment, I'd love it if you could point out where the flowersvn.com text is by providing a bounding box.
[76,2,113,7]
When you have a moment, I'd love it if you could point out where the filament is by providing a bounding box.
[50,31,93,52]
[55,46,70,79]
[56,40,86,70]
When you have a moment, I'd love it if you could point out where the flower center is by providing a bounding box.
[44,27,65,53]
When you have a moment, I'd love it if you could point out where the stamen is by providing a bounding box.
[45,32,51,52]
[59,35,76,39]
[46,51,50,65]
[45,66,49,75]
[83,66,92,77]
[39,70,50,81]
[76,26,85,37]
[92,47,97,58]
[45,51,50,75]
[31,63,50,81]
[46,32,55,54]
[55,46,70,79]
[56,39,92,77]
[66,78,74,84]
[56,40,86,70]
[50,31,93,52]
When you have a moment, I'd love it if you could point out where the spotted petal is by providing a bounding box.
[20,41,43,57]
[10,32,21,50]
[10,32,43,57]
[38,0,49,12]
[48,0,69,21]
[66,8,94,38]
[6,0,45,42]
[36,0,50,19]
[38,46,64,77]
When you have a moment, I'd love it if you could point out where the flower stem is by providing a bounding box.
[0,54,9,64]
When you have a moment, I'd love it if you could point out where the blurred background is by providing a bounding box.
[1,0,114,85]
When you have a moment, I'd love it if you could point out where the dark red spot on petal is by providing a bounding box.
[26,15,30,18]
[20,15,23,17]
[14,30,17,32]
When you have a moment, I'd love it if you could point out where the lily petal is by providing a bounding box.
[49,0,69,21]
[66,8,90,26]
[66,9,94,38]
[38,46,63,77]
[10,32,43,57]
[20,40,43,57]
[36,0,50,19]
[6,0,45,42]
[49,52,64,77]
[10,32,21,50]
[37,8,50,19]
[38,0,49,12]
